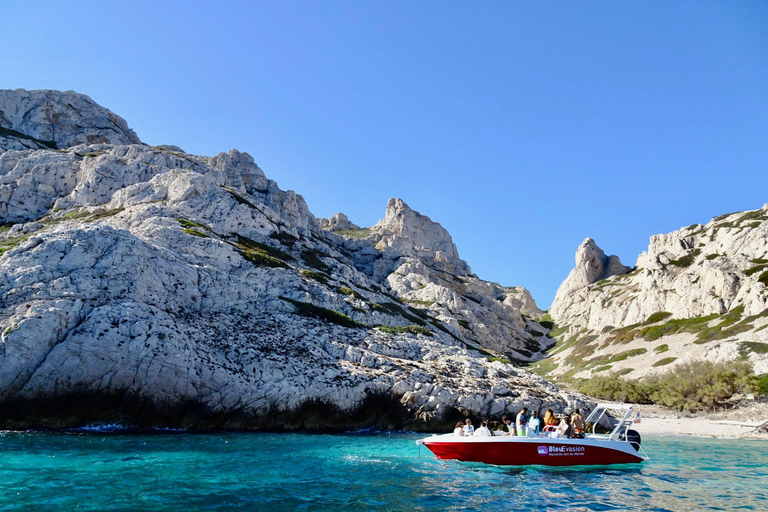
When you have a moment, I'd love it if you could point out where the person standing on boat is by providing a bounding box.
[571,409,586,438]
[501,415,515,436]
[516,408,529,436]
[528,413,541,436]
[463,418,475,436]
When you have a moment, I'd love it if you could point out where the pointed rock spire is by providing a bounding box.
[370,198,470,274]
[550,238,630,318]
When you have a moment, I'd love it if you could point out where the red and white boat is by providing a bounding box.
[417,403,649,467]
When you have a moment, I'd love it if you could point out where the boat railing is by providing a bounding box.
[584,403,642,440]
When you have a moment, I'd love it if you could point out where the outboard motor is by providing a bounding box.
[620,429,642,451]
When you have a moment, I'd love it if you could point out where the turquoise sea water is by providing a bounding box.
[1,430,767,511]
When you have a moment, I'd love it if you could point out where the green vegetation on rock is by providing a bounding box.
[376,325,433,337]
[667,248,701,268]
[646,312,673,323]
[231,234,291,268]
[577,360,758,411]
[183,228,210,238]
[301,248,331,273]
[338,287,364,300]
[178,218,210,230]
[652,357,677,367]
[334,228,372,239]
[301,269,329,285]
[279,296,365,329]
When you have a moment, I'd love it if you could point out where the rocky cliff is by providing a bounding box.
[542,208,768,380]
[0,89,582,431]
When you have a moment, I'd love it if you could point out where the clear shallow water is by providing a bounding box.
[1,431,767,511]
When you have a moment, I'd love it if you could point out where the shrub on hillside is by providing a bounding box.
[648,360,758,412]
[577,360,758,412]
[576,374,654,404]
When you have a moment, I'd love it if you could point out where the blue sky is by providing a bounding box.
[3,1,767,307]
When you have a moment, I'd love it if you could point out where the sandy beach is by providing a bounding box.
[632,402,768,439]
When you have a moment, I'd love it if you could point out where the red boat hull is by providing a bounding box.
[423,437,645,466]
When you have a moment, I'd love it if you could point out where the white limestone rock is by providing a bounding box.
[545,206,768,379]
[0,89,140,151]
[319,212,360,232]
[370,198,470,275]
[0,89,582,430]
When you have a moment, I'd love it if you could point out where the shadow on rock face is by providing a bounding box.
[0,390,468,433]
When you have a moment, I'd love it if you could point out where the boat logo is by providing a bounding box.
[537,446,549,456]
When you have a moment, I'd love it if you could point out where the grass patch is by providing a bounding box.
[539,320,555,330]
[745,264,768,277]
[646,312,672,323]
[457,320,470,329]
[338,287,364,300]
[301,269,330,285]
[0,233,31,258]
[486,356,512,365]
[759,271,768,286]
[652,357,677,367]
[178,218,210,230]
[334,228,372,239]
[376,325,433,337]
[183,228,210,238]
[371,302,426,326]
[667,248,701,268]
[84,208,124,222]
[269,231,298,248]
[231,234,291,268]
[301,249,331,273]
[548,325,569,338]
[740,342,768,355]
[654,344,669,353]
[401,299,435,307]
[222,186,258,208]
[279,296,365,329]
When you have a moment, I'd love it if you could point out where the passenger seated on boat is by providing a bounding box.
[453,421,465,436]
[571,409,586,438]
[501,416,515,436]
[474,419,494,437]
[516,407,529,436]
[463,418,475,436]
[543,409,558,436]
[556,416,573,438]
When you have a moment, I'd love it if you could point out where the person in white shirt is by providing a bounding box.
[462,418,475,436]
[473,419,494,437]
[453,421,465,436]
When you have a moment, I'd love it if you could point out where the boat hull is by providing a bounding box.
[421,436,645,466]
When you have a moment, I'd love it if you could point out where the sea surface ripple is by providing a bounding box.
[0,431,766,511]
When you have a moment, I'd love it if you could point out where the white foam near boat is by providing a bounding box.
[417,403,650,467]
